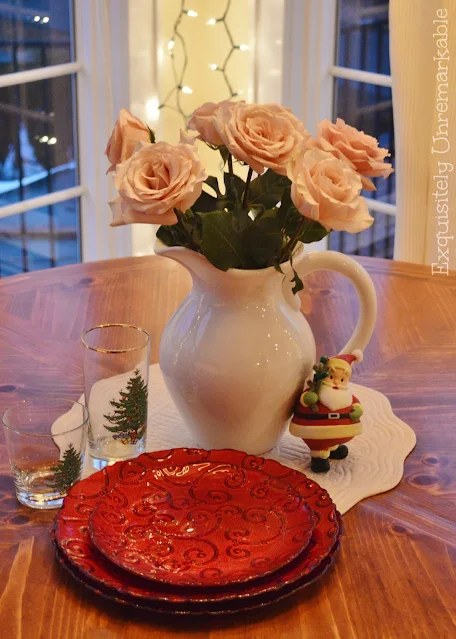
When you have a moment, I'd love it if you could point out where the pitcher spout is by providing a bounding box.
[155,239,222,286]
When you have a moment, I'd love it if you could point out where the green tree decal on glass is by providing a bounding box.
[51,443,83,492]
[103,368,148,445]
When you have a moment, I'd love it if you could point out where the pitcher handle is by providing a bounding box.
[285,250,377,353]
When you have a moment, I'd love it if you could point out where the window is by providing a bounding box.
[0,1,83,277]
[329,0,396,258]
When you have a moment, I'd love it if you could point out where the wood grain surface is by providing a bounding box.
[0,255,455,639]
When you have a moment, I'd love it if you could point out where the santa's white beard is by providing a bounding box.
[319,384,352,411]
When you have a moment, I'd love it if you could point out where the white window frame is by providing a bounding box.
[0,0,132,267]
[0,62,85,222]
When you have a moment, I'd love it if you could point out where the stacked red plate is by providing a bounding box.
[53,448,342,615]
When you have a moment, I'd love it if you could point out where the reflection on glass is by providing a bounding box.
[0,74,77,208]
[0,197,80,276]
[0,0,73,73]
[329,211,396,259]
[337,0,390,74]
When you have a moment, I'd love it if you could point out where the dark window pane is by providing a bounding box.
[0,196,80,276]
[0,0,73,74]
[0,74,78,207]
[338,0,390,74]
[328,211,395,260]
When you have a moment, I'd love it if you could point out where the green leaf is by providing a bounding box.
[224,172,245,204]
[259,206,277,219]
[192,210,203,239]
[276,186,309,235]
[241,216,283,269]
[223,172,250,232]
[233,210,252,233]
[276,186,293,225]
[156,222,188,247]
[156,210,201,248]
[291,269,304,295]
[248,169,291,209]
[250,204,266,219]
[297,220,329,244]
[284,208,306,238]
[194,174,245,215]
[277,190,329,245]
[280,185,293,210]
[193,189,224,213]
[219,145,229,165]
[204,176,222,198]
[200,210,244,270]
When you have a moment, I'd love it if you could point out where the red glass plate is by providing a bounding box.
[88,461,315,586]
[53,513,342,615]
[54,449,339,603]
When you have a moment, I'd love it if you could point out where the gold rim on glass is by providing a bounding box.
[81,323,151,354]
[2,397,89,438]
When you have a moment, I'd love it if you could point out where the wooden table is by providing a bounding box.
[0,255,455,639]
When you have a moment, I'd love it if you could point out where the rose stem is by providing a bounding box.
[281,216,308,262]
[227,153,234,176]
[242,167,254,209]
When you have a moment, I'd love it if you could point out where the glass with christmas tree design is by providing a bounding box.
[82,324,150,469]
[2,397,88,509]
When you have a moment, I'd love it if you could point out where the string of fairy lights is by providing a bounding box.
[158,0,249,121]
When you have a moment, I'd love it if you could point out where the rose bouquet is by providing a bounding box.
[106,102,393,290]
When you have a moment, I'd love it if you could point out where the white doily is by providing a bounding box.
[53,363,416,515]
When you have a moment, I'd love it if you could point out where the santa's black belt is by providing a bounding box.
[303,412,351,419]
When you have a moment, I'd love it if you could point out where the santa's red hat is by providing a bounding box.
[328,349,363,371]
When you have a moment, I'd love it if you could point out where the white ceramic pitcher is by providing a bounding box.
[156,240,377,455]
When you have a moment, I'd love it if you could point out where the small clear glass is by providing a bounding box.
[2,398,88,509]
[82,324,150,469]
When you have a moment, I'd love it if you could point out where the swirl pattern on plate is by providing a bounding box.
[52,513,342,615]
[89,462,314,585]
[54,448,339,603]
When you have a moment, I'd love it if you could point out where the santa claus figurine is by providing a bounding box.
[290,351,364,473]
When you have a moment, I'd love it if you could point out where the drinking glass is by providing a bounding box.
[82,324,150,469]
[2,398,88,509]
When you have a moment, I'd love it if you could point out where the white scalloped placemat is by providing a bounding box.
[54,363,416,515]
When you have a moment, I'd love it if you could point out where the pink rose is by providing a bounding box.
[213,102,310,175]
[288,148,373,233]
[309,118,394,190]
[179,129,197,145]
[109,141,206,227]
[187,100,236,146]
[105,108,151,173]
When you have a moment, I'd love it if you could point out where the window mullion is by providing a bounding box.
[0,186,86,220]
[0,61,82,89]
[329,65,392,88]
[365,199,397,217]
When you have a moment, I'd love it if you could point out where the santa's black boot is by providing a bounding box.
[311,457,330,473]
[330,445,349,460]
